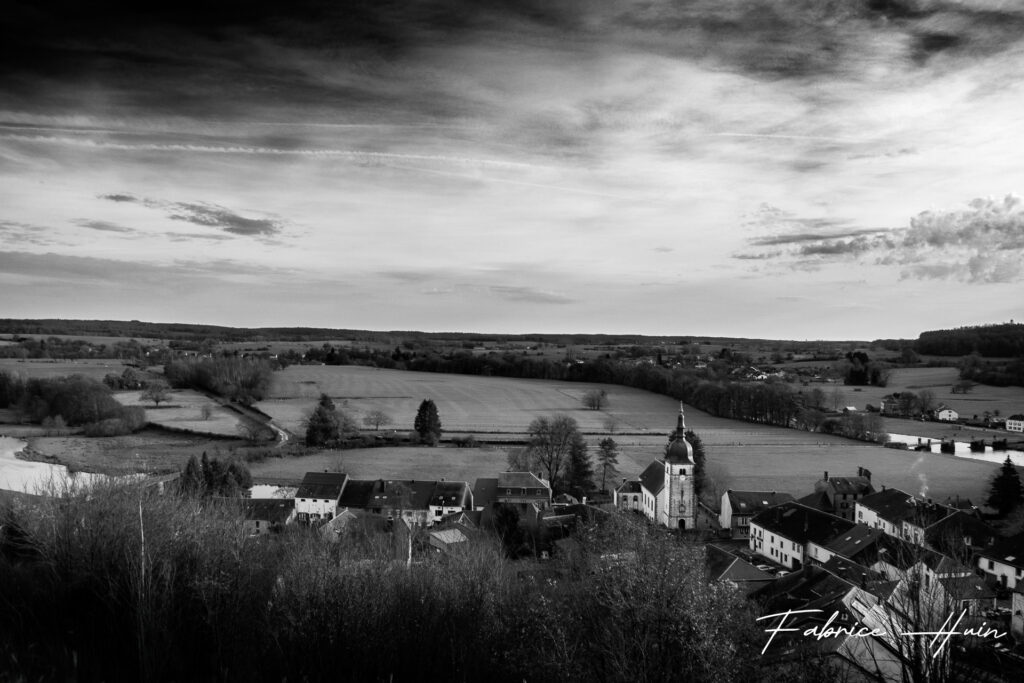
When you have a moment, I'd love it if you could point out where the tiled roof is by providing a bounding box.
[856,487,918,525]
[976,532,1024,567]
[243,498,294,525]
[368,479,435,510]
[639,460,665,495]
[824,476,874,496]
[938,574,996,601]
[498,472,549,489]
[727,490,795,515]
[750,502,855,546]
[823,524,883,558]
[473,478,498,508]
[295,472,348,500]
[706,545,773,584]
[429,481,472,508]
[615,479,642,494]
[797,490,831,513]
[337,479,375,508]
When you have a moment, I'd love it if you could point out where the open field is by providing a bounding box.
[115,389,243,437]
[251,366,1001,504]
[260,365,679,435]
[0,358,139,381]
[804,367,1024,420]
[21,428,248,475]
[0,333,166,346]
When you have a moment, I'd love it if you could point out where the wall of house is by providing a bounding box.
[978,557,1023,590]
[718,493,733,532]
[749,524,803,569]
[806,541,834,566]
[428,504,467,526]
[296,497,337,520]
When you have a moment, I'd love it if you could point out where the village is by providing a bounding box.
[232,402,1024,681]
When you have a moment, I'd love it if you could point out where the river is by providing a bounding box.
[0,435,108,494]
[887,432,1024,466]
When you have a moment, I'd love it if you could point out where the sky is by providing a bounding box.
[2,0,1024,340]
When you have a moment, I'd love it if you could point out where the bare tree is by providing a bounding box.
[200,404,214,421]
[602,415,619,434]
[141,381,170,407]
[526,414,581,485]
[362,409,392,431]
[582,389,608,411]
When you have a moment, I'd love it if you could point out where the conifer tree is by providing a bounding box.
[988,456,1023,516]
[305,393,341,446]
[597,437,619,493]
[566,432,594,494]
[414,398,442,445]
[684,429,707,498]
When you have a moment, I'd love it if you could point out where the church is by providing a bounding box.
[614,404,697,529]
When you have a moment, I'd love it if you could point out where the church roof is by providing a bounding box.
[665,402,695,464]
[639,461,665,495]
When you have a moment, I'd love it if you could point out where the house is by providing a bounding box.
[855,487,919,537]
[976,532,1024,590]
[808,523,885,566]
[474,472,552,516]
[718,490,795,539]
[612,479,642,512]
[295,472,348,523]
[620,404,698,529]
[319,508,360,542]
[1007,414,1024,433]
[243,498,295,535]
[798,468,875,521]
[936,406,959,422]
[705,544,775,595]
[748,501,855,570]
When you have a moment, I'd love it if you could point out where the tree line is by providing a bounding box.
[164,356,275,405]
[0,371,146,436]
[916,322,1024,357]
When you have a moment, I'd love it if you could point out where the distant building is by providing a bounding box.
[1007,414,1024,433]
[718,490,794,539]
[474,472,551,515]
[799,468,875,521]
[612,479,642,512]
[295,472,348,523]
[243,498,295,535]
[936,407,959,422]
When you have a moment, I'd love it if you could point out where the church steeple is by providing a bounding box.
[666,403,694,464]
[675,402,686,436]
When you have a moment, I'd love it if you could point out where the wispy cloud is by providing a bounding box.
[73,219,138,234]
[98,193,283,238]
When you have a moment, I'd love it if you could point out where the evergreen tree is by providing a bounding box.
[305,394,341,447]
[179,455,203,496]
[684,430,707,499]
[987,456,1024,516]
[597,437,619,493]
[414,398,442,445]
[566,431,594,494]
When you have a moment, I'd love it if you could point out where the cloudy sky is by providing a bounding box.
[2,0,1024,340]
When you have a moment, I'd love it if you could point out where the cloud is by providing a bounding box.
[752,228,890,247]
[167,203,281,236]
[0,220,63,246]
[489,285,574,304]
[74,219,138,234]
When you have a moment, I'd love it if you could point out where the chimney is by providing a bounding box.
[824,471,829,481]
[860,573,867,589]
[857,466,863,477]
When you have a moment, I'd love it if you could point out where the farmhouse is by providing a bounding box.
[474,472,552,514]
[935,406,959,422]
[748,501,855,570]
[1007,414,1024,433]
[295,472,348,523]
[976,532,1024,590]
[243,498,295,535]
[798,468,875,521]
[718,490,794,539]
[612,479,642,512]
[622,404,697,530]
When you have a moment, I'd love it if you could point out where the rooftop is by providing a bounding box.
[726,490,795,515]
[295,472,348,500]
[750,502,855,546]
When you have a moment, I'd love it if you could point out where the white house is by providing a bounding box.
[1007,414,1024,433]
[936,407,958,422]
[977,533,1024,590]
[613,479,642,512]
[748,502,855,570]
[295,472,348,523]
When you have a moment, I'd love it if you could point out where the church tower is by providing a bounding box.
[663,403,696,529]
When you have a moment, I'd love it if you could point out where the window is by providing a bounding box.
[988,560,995,570]
[506,489,511,494]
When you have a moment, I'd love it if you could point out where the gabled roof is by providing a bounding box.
[615,479,642,494]
[337,479,375,508]
[639,460,665,495]
[726,490,795,516]
[823,524,884,558]
[856,487,918,525]
[243,498,295,525]
[429,528,469,546]
[368,479,434,510]
[473,478,498,508]
[706,545,773,585]
[296,472,348,500]
[750,502,855,546]
[796,490,832,513]
[429,481,472,508]
[976,532,1024,568]
[497,472,549,489]
[938,574,996,601]
[823,476,874,496]
[1008,414,1024,421]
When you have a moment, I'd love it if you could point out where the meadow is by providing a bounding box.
[802,366,1024,419]
[252,366,1000,504]
[0,358,135,381]
[115,388,242,437]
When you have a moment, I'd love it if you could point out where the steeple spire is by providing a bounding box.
[677,402,686,433]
